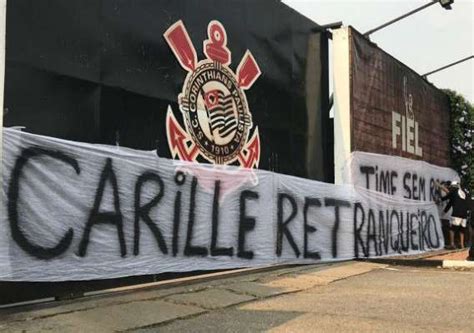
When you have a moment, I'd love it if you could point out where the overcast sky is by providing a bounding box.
[283,0,473,102]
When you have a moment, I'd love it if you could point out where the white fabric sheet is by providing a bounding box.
[1,129,443,281]
[343,151,459,201]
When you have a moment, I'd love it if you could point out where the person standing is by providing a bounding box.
[467,195,474,260]
[441,181,469,249]
[437,181,454,248]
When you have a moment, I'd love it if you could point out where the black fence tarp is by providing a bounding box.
[4,0,330,181]
[2,0,330,304]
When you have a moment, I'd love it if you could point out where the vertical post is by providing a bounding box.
[0,0,8,278]
[332,28,352,184]
[0,0,5,175]
[0,0,6,199]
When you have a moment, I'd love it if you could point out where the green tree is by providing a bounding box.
[444,89,473,194]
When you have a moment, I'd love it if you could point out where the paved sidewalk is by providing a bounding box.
[2,261,473,332]
[1,262,383,332]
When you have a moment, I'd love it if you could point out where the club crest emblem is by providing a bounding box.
[164,20,261,168]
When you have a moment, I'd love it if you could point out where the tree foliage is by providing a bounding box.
[443,89,473,194]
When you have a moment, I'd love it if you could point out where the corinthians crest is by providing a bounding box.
[164,20,261,168]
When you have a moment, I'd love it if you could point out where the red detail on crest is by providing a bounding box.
[204,89,221,108]
[166,108,199,161]
[164,20,197,72]
[238,129,260,168]
[204,21,231,65]
[237,51,261,90]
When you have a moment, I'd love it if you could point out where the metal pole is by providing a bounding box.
[422,55,474,77]
[364,0,438,37]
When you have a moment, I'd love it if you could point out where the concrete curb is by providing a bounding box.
[357,258,443,267]
[442,260,474,268]
[358,249,474,269]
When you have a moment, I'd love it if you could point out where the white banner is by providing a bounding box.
[343,152,459,201]
[1,129,443,281]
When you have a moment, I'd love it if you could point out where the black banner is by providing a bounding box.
[4,0,330,181]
